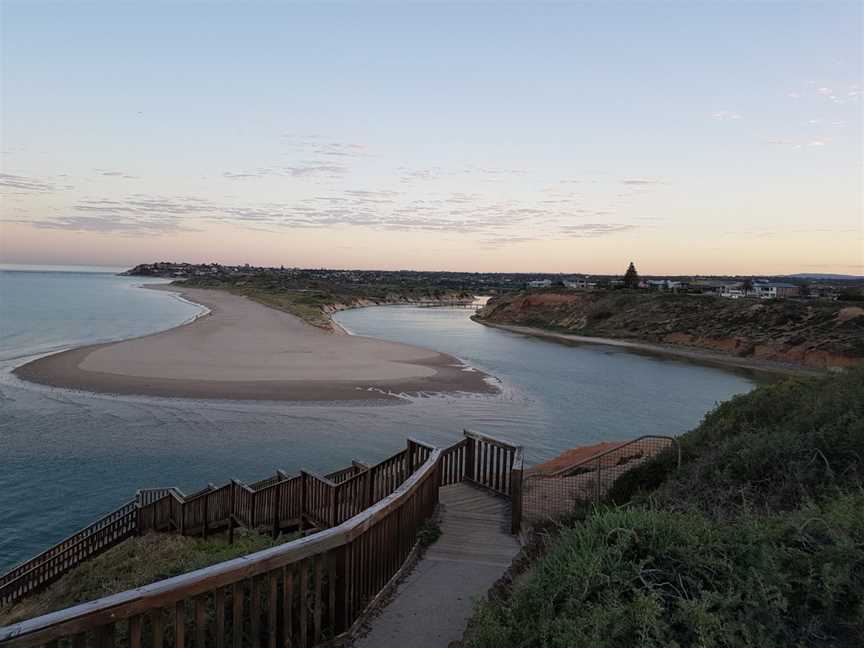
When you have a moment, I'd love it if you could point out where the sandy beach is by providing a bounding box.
[14,286,496,401]
[473,320,826,378]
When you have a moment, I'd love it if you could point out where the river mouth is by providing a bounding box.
[0,275,758,572]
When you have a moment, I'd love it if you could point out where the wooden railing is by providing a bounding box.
[0,502,138,606]
[0,432,527,643]
[0,450,442,648]
[1,440,434,609]
[461,430,524,532]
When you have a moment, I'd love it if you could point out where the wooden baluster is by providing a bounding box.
[130,615,143,648]
[283,565,294,648]
[251,577,261,648]
[273,485,281,539]
[96,624,114,648]
[195,596,206,648]
[268,572,278,648]
[152,609,164,648]
[228,482,236,545]
[232,582,243,648]
[202,494,209,539]
[175,601,186,648]
[299,473,307,532]
[299,559,309,648]
[215,587,226,648]
[313,555,323,644]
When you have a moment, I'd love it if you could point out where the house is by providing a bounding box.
[719,283,747,299]
[719,280,801,300]
[751,281,801,299]
[563,278,596,289]
[646,279,690,292]
[527,279,552,289]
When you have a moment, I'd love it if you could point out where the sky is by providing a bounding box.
[1,1,862,275]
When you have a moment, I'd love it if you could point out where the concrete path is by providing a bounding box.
[354,482,520,648]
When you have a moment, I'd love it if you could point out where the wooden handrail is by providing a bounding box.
[0,450,442,647]
[0,501,137,588]
[463,428,520,449]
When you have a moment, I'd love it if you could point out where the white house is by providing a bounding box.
[720,281,801,300]
[527,279,553,289]
[720,283,747,299]
[563,278,596,289]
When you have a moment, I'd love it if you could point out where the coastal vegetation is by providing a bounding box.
[0,530,286,627]
[474,290,864,370]
[174,274,474,330]
[464,367,864,647]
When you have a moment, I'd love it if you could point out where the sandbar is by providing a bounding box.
[14,286,496,402]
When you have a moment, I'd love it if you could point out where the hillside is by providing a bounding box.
[475,291,864,370]
[464,368,864,647]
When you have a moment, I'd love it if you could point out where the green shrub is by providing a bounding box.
[465,497,864,648]
[609,367,864,514]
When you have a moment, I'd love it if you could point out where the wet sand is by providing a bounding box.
[14,286,496,402]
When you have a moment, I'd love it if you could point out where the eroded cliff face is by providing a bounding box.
[475,292,864,370]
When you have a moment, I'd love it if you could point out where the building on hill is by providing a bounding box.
[719,280,801,299]
[751,281,801,299]
[526,279,553,289]
[645,279,690,292]
[563,278,596,289]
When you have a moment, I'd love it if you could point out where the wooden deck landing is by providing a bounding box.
[354,482,520,648]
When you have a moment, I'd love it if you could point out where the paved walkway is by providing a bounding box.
[354,482,520,648]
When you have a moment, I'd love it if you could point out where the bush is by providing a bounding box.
[609,367,864,514]
[468,368,864,647]
[465,497,864,648]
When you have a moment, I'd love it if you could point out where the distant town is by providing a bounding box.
[124,262,864,302]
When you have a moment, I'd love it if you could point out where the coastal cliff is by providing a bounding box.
[474,291,864,370]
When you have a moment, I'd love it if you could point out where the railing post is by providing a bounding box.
[202,493,209,539]
[464,430,475,482]
[299,472,307,532]
[228,480,236,545]
[329,484,338,527]
[273,483,282,539]
[249,488,256,530]
[406,439,416,475]
[510,450,523,535]
[366,469,375,508]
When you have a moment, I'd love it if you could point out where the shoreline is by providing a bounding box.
[13,286,497,402]
[472,319,827,378]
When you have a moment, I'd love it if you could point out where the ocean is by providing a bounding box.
[0,267,758,571]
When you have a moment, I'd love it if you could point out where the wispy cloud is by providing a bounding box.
[0,173,64,192]
[16,186,639,248]
[223,162,349,180]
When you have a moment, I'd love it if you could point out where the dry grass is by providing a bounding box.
[0,530,289,627]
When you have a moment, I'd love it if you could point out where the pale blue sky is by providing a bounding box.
[1,1,861,273]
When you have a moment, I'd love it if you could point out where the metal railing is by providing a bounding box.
[521,435,679,525]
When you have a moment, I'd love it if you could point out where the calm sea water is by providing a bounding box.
[0,269,758,571]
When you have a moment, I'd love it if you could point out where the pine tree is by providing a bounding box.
[623,262,640,288]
